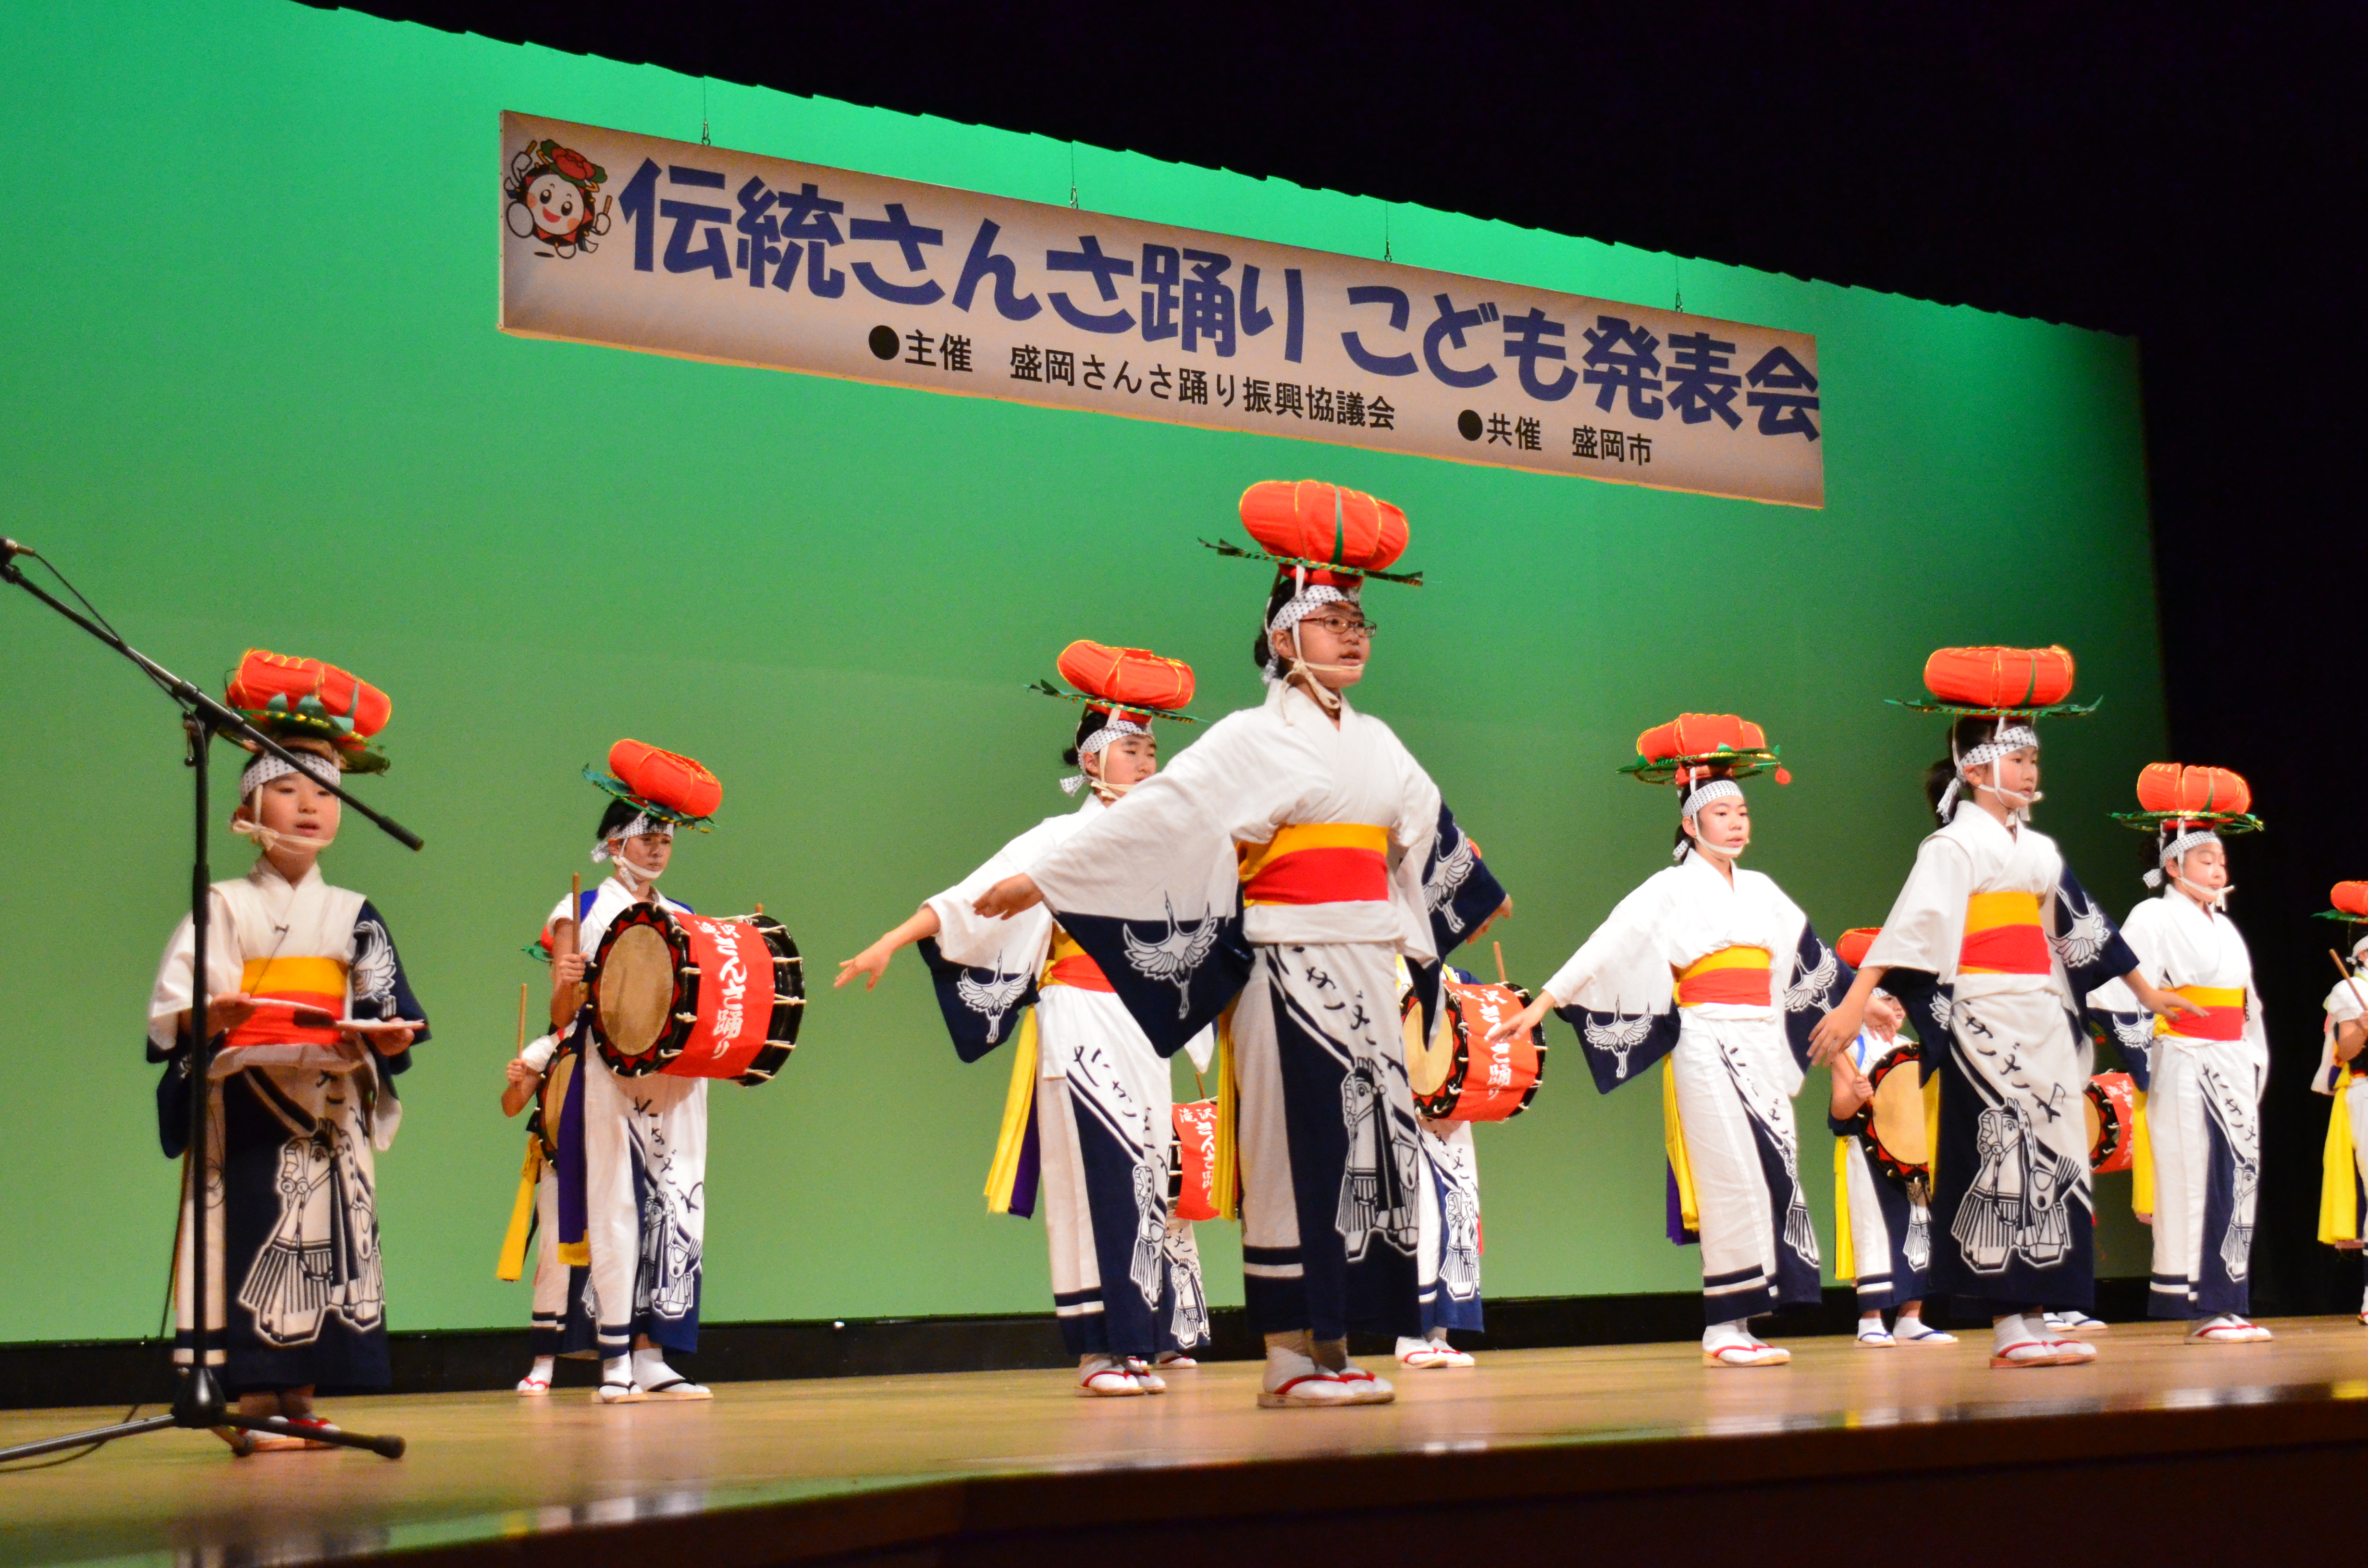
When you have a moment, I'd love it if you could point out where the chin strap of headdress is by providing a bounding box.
[231,747,344,854]
[1262,565,1362,717]
[1061,711,1153,797]
[2146,821,2230,908]
[1674,772,1748,864]
[1936,722,2042,822]
[593,813,673,891]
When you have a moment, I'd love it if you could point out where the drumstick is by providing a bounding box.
[1493,940,1508,988]
[502,981,537,1118]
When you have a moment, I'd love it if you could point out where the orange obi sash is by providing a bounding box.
[2159,984,2245,1042]
[1675,946,1773,1007]
[1238,822,1390,906]
[1960,891,2051,975]
[226,956,346,1048]
[1042,928,1114,992]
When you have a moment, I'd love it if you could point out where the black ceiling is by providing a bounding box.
[316,1,2359,339]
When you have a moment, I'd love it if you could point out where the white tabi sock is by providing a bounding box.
[1703,1318,1758,1354]
[632,1346,701,1391]
[1893,1312,1928,1336]
[598,1354,635,1397]
[1992,1313,2033,1352]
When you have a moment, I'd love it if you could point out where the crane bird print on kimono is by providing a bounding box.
[1018,481,1507,1377]
[147,650,429,1399]
[1541,714,1847,1346]
[1848,648,2159,1336]
[915,639,1218,1372]
[2086,764,2270,1335]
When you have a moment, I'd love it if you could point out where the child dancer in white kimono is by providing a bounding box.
[838,643,1214,1397]
[2086,767,2270,1339]
[535,744,723,1404]
[970,481,1508,1409]
[1494,717,1851,1367]
[1822,968,1953,1348]
[147,651,426,1450]
[2311,906,2368,1320]
[1810,663,2197,1369]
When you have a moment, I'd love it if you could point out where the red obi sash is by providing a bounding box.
[2160,985,2245,1042]
[225,956,347,1048]
[1960,891,2051,975]
[1675,946,1773,1007]
[1238,823,1390,906]
[1042,929,1114,992]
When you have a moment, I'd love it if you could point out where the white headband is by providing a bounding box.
[1269,583,1356,636]
[2146,827,2230,907]
[592,813,674,864]
[1061,714,1152,795]
[239,748,341,798]
[1675,778,1745,862]
[1936,723,2041,820]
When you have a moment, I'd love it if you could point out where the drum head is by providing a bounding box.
[1870,1060,1928,1165]
[596,923,674,1059]
[536,1050,576,1159]
[1404,994,1457,1099]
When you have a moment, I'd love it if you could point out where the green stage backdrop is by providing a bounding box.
[0,0,2167,1344]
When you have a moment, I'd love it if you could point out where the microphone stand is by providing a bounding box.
[0,543,414,1462]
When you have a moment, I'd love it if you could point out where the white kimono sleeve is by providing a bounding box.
[1863,833,1976,979]
[1543,876,1678,1016]
[1027,713,1304,927]
[147,887,243,1051]
[925,818,1061,974]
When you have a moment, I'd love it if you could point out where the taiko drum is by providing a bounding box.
[1400,976,1546,1122]
[1168,1099,1221,1222]
[2086,1071,2137,1174]
[588,906,804,1084]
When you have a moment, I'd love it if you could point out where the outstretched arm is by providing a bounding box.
[1484,984,1562,1047]
[835,905,943,991]
[1808,965,1888,1066]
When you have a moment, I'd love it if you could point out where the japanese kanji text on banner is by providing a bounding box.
[500,114,1824,506]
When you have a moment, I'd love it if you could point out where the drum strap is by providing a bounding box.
[495,1137,542,1283]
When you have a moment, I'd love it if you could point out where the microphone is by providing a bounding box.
[0,539,25,562]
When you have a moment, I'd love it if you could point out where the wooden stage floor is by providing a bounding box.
[9,1317,2368,1568]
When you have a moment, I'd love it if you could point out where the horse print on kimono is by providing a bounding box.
[1164,1221,1210,1346]
[1955,1089,2082,1274]
[627,1090,703,1327]
[1335,1052,1418,1263]
[237,1073,386,1347]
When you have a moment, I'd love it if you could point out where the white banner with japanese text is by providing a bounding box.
[500,114,1824,506]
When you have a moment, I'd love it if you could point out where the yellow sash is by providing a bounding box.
[982,1007,1041,1214]
[2321,1078,2360,1245]
[1832,1136,1856,1282]
[1211,1002,1242,1221]
[2129,1088,2156,1217]
[1661,1062,1699,1237]
[495,1138,542,1282]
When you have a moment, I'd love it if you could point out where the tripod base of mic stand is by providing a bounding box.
[0,1369,405,1464]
